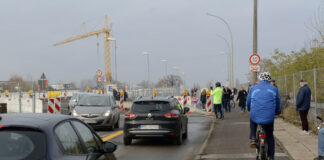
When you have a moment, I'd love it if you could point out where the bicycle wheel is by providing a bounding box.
[231,100,235,108]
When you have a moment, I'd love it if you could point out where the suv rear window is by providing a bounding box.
[132,101,170,113]
[0,130,46,160]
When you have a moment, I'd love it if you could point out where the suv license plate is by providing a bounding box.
[140,125,159,129]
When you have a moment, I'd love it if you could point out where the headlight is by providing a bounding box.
[72,110,78,116]
[104,110,111,117]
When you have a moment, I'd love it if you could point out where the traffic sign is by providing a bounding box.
[249,54,261,65]
[97,76,103,83]
[249,65,260,72]
[96,70,103,76]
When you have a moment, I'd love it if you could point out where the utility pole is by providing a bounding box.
[252,0,258,83]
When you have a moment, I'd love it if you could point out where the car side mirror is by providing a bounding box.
[184,107,190,113]
[103,141,117,153]
[86,146,101,160]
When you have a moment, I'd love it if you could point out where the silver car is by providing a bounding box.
[72,94,120,130]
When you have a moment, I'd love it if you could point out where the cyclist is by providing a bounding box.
[246,72,281,160]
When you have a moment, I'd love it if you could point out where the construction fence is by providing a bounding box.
[274,68,324,132]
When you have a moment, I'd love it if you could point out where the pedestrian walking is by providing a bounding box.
[236,87,248,112]
[211,82,223,119]
[296,79,311,134]
[223,86,232,112]
[200,89,207,110]
[123,89,128,101]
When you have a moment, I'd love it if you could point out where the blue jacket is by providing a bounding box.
[296,85,311,111]
[246,81,281,124]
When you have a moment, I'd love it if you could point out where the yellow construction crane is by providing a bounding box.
[53,16,113,84]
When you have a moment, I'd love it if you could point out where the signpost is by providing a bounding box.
[249,54,260,65]
[97,76,103,83]
[249,53,261,72]
[96,69,103,76]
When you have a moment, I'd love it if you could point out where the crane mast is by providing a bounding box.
[53,16,113,84]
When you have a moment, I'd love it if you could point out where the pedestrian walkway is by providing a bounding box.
[274,118,318,160]
[197,107,290,160]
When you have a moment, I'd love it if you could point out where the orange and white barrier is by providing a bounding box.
[205,92,215,116]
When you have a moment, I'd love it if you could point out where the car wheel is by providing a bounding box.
[114,119,119,129]
[124,136,132,145]
[175,130,183,145]
[183,126,188,139]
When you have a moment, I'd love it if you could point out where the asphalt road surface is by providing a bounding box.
[96,114,212,160]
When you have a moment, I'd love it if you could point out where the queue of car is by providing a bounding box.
[0,92,189,160]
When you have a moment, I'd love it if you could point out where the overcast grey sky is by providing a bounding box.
[0,0,320,87]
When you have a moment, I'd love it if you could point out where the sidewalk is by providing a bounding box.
[197,107,290,160]
[274,118,318,160]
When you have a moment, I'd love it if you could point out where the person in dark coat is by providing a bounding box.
[123,89,128,101]
[200,89,207,110]
[223,86,232,112]
[113,89,118,100]
[236,87,248,112]
[296,80,312,134]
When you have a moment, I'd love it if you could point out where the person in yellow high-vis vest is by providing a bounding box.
[210,82,223,119]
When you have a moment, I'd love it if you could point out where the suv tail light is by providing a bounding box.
[259,134,266,139]
[164,113,179,118]
[125,113,136,119]
[0,125,3,130]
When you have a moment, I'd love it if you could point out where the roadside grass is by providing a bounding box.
[282,103,318,134]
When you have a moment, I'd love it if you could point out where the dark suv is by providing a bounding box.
[123,97,190,145]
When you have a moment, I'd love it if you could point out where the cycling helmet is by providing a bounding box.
[215,82,221,87]
[258,72,272,81]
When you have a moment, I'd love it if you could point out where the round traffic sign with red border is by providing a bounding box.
[96,70,103,76]
[249,54,261,65]
[97,76,103,83]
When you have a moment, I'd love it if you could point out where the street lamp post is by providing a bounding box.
[207,12,234,87]
[161,59,168,76]
[220,51,230,83]
[143,52,151,87]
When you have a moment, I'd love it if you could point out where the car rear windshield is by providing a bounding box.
[132,101,170,113]
[78,95,111,106]
[0,129,46,160]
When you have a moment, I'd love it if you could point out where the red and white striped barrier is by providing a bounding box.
[205,94,215,116]
[48,97,61,114]
[183,94,188,107]
[119,92,126,112]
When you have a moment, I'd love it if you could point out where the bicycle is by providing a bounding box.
[317,116,324,130]
[256,124,268,160]
[230,99,235,109]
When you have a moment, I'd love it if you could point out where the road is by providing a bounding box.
[96,114,212,160]
[202,107,291,160]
